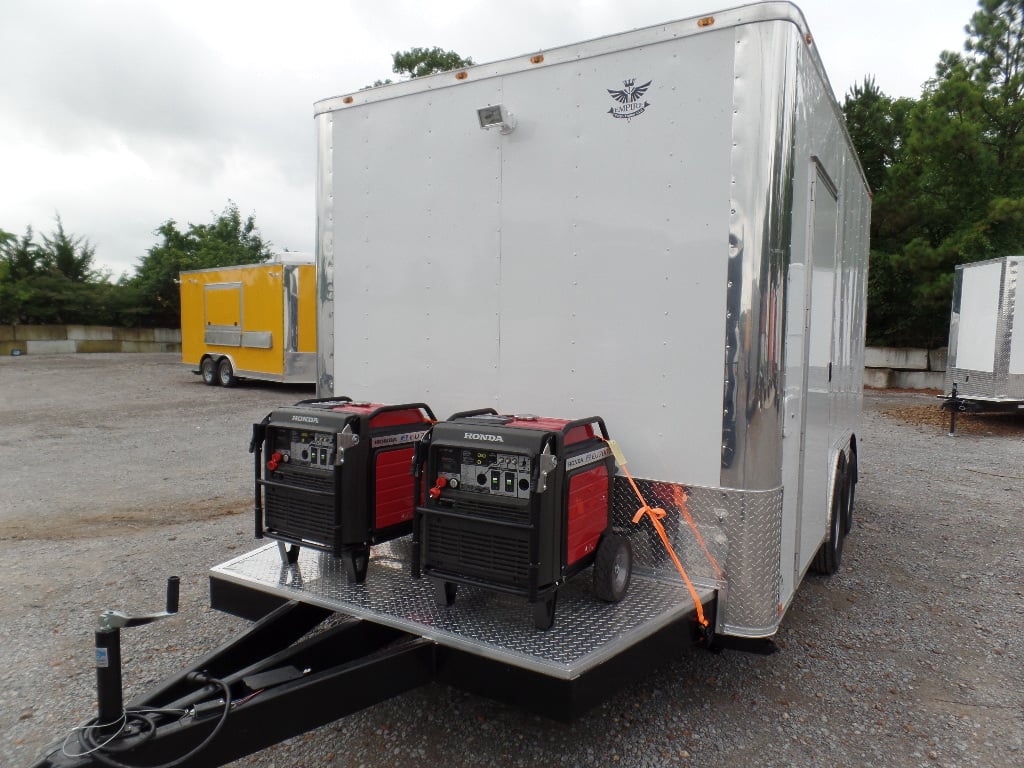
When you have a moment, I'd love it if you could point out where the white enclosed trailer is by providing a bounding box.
[213,0,869,684]
[29,7,872,767]
[943,256,1024,421]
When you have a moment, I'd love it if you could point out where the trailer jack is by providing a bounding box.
[32,584,434,768]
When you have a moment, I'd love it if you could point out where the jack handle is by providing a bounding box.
[98,576,180,631]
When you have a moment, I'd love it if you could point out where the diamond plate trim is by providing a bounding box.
[212,537,712,680]
[612,477,783,637]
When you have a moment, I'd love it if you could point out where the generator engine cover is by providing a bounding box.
[253,397,435,582]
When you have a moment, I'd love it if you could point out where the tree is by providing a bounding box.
[0,221,118,325]
[130,201,273,328]
[363,47,473,89]
[852,1,1024,346]
[40,215,97,282]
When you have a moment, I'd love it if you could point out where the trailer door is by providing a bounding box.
[790,160,838,578]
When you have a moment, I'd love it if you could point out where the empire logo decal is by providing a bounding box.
[607,78,652,120]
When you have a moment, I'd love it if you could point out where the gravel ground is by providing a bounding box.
[1,353,1022,768]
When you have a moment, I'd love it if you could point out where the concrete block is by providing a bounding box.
[67,325,114,341]
[153,327,182,343]
[891,370,945,390]
[16,325,67,341]
[114,327,155,342]
[26,339,76,354]
[0,341,27,356]
[0,326,14,342]
[929,347,948,372]
[76,340,123,353]
[864,346,929,371]
[863,368,893,389]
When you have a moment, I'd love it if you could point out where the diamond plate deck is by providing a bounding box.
[210,539,713,680]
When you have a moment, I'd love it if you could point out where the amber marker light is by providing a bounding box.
[455,71,469,80]
[530,54,544,64]
[342,96,354,104]
[697,16,715,27]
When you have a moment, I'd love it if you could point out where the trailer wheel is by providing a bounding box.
[217,357,237,387]
[594,533,632,602]
[533,593,557,631]
[811,459,847,575]
[843,450,857,535]
[200,356,217,386]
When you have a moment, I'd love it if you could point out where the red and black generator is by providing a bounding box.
[412,409,632,629]
[251,397,435,583]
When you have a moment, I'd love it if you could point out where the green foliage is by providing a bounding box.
[128,201,273,328]
[0,221,113,325]
[392,47,473,78]
[848,0,1024,347]
[1,203,270,328]
[363,47,473,89]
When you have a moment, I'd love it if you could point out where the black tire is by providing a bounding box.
[533,593,557,630]
[811,458,847,575]
[216,357,237,387]
[594,533,632,602]
[200,357,218,386]
[843,450,857,535]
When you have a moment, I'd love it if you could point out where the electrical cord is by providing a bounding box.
[70,672,232,768]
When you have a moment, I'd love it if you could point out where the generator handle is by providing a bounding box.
[562,416,611,441]
[411,427,433,481]
[293,395,354,406]
[448,407,499,420]
[368,402,437,422]
[251,420,268,540]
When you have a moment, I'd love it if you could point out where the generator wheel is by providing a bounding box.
[433,579,456,607]
[200,356,217,386]
[594,533,632,602]
[533,593,557,631]
[216,357,237,387]
[843,450,857,535]
[811,458,847,575]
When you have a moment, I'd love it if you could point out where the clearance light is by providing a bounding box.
[530,54,545,64]
[477,103,517,134]
[805,33,813,45]
[342,96,354,104]
[697,16,715,28]
[455,71,469,80]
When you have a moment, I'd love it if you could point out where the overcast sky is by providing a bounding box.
[0,0,981,277]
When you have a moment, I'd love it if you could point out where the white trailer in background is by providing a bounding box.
[943,256,1024,431]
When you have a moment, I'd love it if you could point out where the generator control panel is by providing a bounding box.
[436,446,533,499]
[268,428,336,470]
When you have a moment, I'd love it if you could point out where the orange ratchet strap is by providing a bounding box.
[620,463,710,629]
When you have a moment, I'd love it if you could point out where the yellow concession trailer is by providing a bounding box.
[179,259,317,386]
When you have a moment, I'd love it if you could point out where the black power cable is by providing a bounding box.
[78,672,232,768]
